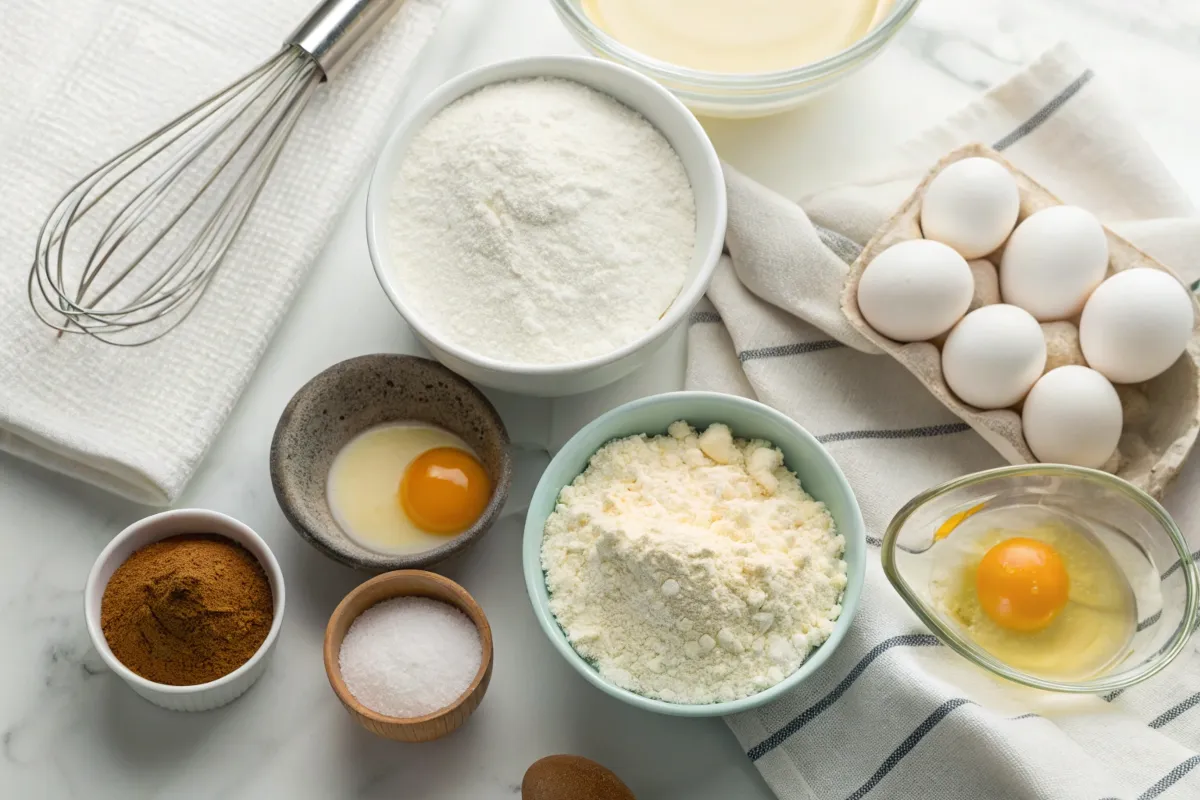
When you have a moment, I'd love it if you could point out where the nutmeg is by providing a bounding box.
[522,755,635,800]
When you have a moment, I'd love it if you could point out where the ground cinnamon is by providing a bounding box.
[100,534,274,686]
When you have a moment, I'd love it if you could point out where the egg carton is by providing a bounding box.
[840,143,1200,498]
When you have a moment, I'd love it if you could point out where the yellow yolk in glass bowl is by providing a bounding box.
[975,537,1070,633]
[931,517,1135,681]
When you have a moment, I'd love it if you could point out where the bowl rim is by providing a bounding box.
[547,0,923,92]
[364,54,727,379]
[322,570,494,726]
[521,390,866,716]
[83,509,287,696]
[268,353,513,572]
[881,463,1200,693]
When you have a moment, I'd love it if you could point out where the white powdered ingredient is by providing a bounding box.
[339,597,482,718]
[387,78,696,365]
[541,422,847,704]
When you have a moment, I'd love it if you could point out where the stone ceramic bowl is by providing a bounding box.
[270,355,512,571]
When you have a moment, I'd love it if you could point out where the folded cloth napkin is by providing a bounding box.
[0,0,447,505]
[690,43,1200,800]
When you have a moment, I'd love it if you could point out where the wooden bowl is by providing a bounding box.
[323,570,494,742]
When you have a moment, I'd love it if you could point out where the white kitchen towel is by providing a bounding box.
[691,44,1200,800]
[0,0,447,505]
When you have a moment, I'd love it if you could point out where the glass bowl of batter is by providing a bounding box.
[882,465,1198,693]
[549,0,922,117]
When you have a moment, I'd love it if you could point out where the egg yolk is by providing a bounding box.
[399,447,491,535]
[975,537,1070,632]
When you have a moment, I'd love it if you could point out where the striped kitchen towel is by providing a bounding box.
[690,43,1200,800]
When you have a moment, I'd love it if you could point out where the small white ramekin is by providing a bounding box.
[366,55,727,398]
[84,509,286,712]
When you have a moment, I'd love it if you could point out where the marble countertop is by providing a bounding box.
[3,0,1197,797]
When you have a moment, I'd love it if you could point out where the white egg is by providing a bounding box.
[920,157,1020,259]
[1079,268,1194,383]
[857,239,973,342]
[1022,366,1122,468]
[941,304,1047,409]
[1000,205,1109,321]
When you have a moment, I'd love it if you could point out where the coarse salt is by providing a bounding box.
[339,597,482,718]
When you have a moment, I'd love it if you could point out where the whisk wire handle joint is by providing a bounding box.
[289,0,408,79]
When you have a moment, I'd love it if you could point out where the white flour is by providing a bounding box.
[541,422,847,704]
[386,78,695,365]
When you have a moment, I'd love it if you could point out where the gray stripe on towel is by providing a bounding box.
[1149,692,1200,730]
[748,635,941,761]
[993,70,1095,151]
[739,340,845,361]
[842,700,1044,800]
[1138,755,1200,800]
[1136,610,1162,632]
[1160,549,1200,581]
[844,698,975,800]
[688,310,722,324]
[841,702,1042,800]
[815,225,864,264]
[818,423,972,444]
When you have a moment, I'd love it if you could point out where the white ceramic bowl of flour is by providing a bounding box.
[366,56,726,397]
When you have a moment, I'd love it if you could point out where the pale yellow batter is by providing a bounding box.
[583,0,894,74]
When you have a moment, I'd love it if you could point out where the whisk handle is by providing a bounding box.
[287,0,406,79]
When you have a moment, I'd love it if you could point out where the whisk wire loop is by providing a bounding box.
[44,53,289,306]
[29,47,322,345]
[27,0,408,346]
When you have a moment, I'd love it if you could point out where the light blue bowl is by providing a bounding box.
[522,391,866,717]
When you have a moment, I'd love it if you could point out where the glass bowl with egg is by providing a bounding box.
[883,465,1198,693]
[548,0,922,117]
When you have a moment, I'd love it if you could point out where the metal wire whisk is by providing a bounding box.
[28,0,405,346]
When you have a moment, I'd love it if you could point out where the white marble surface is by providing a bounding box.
[2,0,1198,796]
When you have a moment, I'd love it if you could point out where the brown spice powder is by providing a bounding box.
[101,534,274,686]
